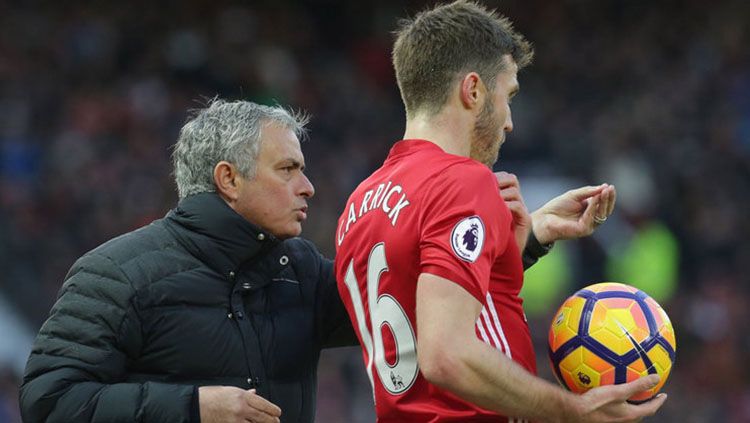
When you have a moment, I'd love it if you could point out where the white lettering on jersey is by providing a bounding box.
[387,192,410,225]
[346,202,357,232]
[374,181,392,209]
[343,243,419,396]
[359,190,374,217]
[381,185,400,213]
[337,181,411,246]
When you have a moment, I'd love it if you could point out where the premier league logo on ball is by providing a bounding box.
[451,216,485,262]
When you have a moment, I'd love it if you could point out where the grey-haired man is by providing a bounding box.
[20,99,355,423]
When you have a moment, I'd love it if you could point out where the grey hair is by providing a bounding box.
[172,98,308,199]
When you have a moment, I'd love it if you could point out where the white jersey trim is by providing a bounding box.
[476,317,492,346]
[475,293,513,359]
[485,292,512,359]
[475,296,525,423]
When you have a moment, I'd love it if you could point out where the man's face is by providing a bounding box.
[470,56,519,167]
[234,124,314,239]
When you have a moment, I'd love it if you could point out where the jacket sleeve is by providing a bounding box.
[522,230,554,270]
[19,253,196,423]
[312,250,358,349]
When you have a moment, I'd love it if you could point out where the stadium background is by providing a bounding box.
[0,0,748,421]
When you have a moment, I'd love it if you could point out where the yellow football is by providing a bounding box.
[548,282,676,402]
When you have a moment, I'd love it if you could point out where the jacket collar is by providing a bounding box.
[165,192,279,278]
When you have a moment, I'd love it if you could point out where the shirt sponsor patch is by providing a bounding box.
[450,216,485,262]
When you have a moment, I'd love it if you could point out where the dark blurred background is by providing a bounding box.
[1,0,748,421]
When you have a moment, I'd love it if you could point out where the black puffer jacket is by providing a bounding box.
[20,193,356,422]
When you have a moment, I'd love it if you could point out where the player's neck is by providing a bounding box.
[403,108,472,158]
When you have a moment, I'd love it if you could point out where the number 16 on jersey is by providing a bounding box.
[342,243,419,396]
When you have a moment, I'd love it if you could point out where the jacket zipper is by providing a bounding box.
[229,270,257,389]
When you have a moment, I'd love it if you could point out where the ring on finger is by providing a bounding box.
[593,215,607,225]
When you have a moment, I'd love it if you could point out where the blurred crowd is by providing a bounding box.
[0,1,748,422]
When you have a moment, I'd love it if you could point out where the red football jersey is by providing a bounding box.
[335,140,536,423]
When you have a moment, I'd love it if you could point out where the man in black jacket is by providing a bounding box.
[19,99,615,423]
[20,100,353,423]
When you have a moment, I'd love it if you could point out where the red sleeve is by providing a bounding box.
[419,162,511,303]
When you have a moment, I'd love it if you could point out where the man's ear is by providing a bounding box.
[214,161,240,201]
[459,72,483,111]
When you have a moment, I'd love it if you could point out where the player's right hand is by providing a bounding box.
[199,385,282,423]
[567,374,666,423]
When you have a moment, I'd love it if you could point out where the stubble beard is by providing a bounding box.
[470,99,503,168]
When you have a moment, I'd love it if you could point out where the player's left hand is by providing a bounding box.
[495,172,532,251]
[531,183,616,245]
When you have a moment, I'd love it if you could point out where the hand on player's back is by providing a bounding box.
[199,386,282,423]
[565,374,667,423]
[495,171,532,250]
